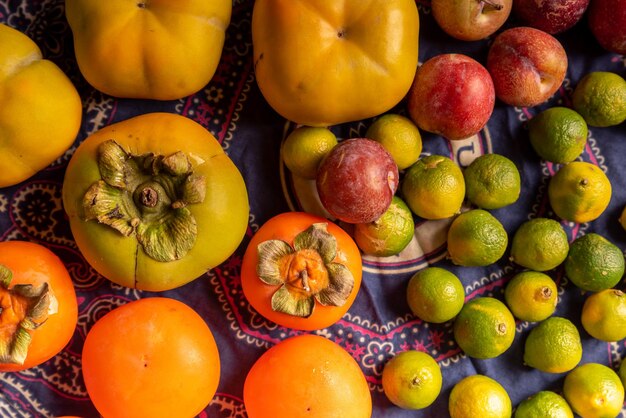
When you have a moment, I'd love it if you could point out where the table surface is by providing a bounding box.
[1,1,626,417]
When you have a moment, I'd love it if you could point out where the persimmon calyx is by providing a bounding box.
[0,264,57,365]
[82,139,206,262]
[256,223,354,317]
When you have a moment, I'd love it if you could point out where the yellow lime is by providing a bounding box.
[281,126,338,179]
[572,71,626,127]
[504,271,557,322]
[528,107,588,164]
[514,391,574,418]
[401,154,465,220]
[447,209,508,267]
[354,196,415,257]
[463,153,521,209]
[406,267,465,323]
[366,113,423,170]
[510,218,569,271]
[564,233,625,292]
[581,289,626,342]
[620,205,626,231]
[449,374,512,418]
[548,161,612,223]
[453,297,515,359]
[382,350,442,410]
[563,363,625,418]
[523,316,582,373]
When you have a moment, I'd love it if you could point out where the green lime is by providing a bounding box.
[281,126,338,179]
[528,107,588,164]
[381,350,442,410]
[453,297,516,359]
[572,71,626,127]
[563,363,625,418]
[514,391,574,418]
[406,267,465,323]
[523,317,582,374]
[401,154,466,220]
[564,233,625,292]
[366,113,423,170]
[548,161,612,224]
[449,374,512,418]
[354,196,414,257]
[504,271,557,322]
[447,209,508,267]
[463,153,521,209]
[510,218,569,271]
[581,289,626,342]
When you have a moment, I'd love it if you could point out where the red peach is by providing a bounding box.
[588,0,626,54]
[407,53,495,141]
[513,0,589,34]
[487,27,568,107]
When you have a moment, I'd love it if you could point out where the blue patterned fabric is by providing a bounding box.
[1,1,626,417]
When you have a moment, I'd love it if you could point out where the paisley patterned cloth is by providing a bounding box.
[1,1,626,417]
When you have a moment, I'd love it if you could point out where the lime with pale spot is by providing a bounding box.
[354,196,414,257]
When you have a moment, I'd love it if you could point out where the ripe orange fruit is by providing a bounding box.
[244,334,372,417]
[81,297,220,418]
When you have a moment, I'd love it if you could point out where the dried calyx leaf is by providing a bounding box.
[256,223,354,318]
[82,139,207,262]
[0,264,56,365]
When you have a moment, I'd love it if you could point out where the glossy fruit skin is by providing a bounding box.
[241,212,362,330]
[407,54,495,141]
[0,24,82,188]
[317,138,399,224]
[81,297,220,418]
[0,241,78,372]
[252,0,419,126]
[62,113,249,291]
[65,0,231,100]
[243,334,372,418]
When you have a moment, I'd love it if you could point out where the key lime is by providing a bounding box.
[382,350,442,410]
[563,363,625,418]
[528,107,588,164]
[548,161,611,224]
[572,71,626,127]
[581,289,626,342]
[463,153,521,209]
[564,233,625,292]
[523,316,582,373]
[406,267,465,323]
[281,126,338,179]
[354,196,414,257]
[449,374,512,418]
[504,271,557,322]
[453,297,515,359]
[366,113,422,170]
[447,209,508,267]
[514,391,574,418]
[509,218,569,271]
[401,154,465,220]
